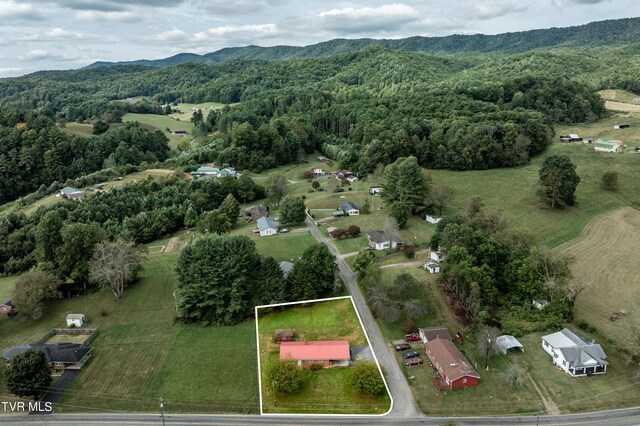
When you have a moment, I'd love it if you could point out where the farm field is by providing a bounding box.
[58,122,95,137]
[554,207,640,354]
[599,89,640,105]
[122,113,194,149]
[256,297,390,415]
[0,251,260,413]
[168,102,231,121]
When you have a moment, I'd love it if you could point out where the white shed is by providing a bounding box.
[425,262,440,273]
[66,313,85,327]
[430,249,447,263]
[425,215,442,224]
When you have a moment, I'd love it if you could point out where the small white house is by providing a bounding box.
[367,231,403,250]
[257,217,279,237]
[425,215,442,224]
[430,249,447,263]
[340,201,360,216]
[369,186,383,196]
[425,262,440,273]
[533,299,550,310]
[66,313,85,327]
[346,176,359,183]
[312,168,325,176]
[541,328,608,377]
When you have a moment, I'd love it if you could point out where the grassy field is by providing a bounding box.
[431,139,639,248]
[554,207,640,354]
[0,251,260,413]
[58,123,95,137]
[169,102,231,121]
[257,298,390,414]
[599,89,640,105]
[0,275,17,303]
[122,113,194,149]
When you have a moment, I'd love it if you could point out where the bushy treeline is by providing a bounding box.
[0,107,170,203]
[0,174,265,276]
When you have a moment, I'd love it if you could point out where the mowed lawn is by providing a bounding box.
[0,252,260,413]
[169,102,231,121]
[0,275,17,302]
[554,207,640,354]
[257,298,390,414]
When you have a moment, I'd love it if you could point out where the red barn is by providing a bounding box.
[424,338,480,390]
[279,340,350,368]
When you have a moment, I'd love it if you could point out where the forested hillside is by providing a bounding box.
[85,17,640,69]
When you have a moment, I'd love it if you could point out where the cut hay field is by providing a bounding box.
[122,113,194,133]
[58,122,95,137]
[554,207,640,354]
[169,102,231,121]
[257,298,390,415]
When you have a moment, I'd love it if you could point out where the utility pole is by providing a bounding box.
[485,338,491,370]
[160,397,165,426]
[536,402,541,426]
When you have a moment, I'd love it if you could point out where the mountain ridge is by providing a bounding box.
[84,16,640,69]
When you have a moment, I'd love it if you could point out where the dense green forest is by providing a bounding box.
[86,17,640,68]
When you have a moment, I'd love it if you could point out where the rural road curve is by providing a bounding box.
[305,218,421,418]
[5,407,640,425]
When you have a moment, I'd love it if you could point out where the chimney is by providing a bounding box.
[591,339,595,345]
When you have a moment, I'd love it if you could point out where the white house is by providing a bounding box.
[66,313,86,327]
[425,262,440,273]
[367,231,403,250]
[346,176,359,183]
[541,328,608,377]
[430,249,447,263]
[425,215,442,224]
[533,299,550,310]
[312,168,325,177]
[340,201,360,216]
[257,217,279,237]
[369,186,383,196]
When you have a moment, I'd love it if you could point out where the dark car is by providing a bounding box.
[405,357,424,367]
[404,333,421,342]
[403,350,419,359]
[394,343,411,351]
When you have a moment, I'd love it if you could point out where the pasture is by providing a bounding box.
[555,207,640,355]
[257,298,390,414]
[0,275,16,303]
[58,122,95,137]
[169,102,230,121]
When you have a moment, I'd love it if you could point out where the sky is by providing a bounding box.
[0,0,639,77]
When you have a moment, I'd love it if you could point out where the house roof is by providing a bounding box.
[496,335,524,353]
[279,261,294,278]
[340,201,359,211]
[425,338,480,382]
[419,326,451,341]
[542,328,589,348]
[568,133,580,139]
[257,216,279,232]
[280,341,350,361]
[595,141,617,149]
[3,343,92,365]
[60,186,83,195]
[367,231,402,244]
[66,314,85,320]
[246,205,268,217]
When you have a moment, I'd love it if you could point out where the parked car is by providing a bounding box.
[405,357,424,367]
[394,343,411,351]
[364,246,375,251]
[403,351,419,359]
[279,228,290,234]
[404,333,421,342]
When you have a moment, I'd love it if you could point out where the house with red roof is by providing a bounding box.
[279,340,350,368]
[424,338,480,390]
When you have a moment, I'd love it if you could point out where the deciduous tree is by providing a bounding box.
[389,202,410,229]
[287,244,336,301]
[197,210,231,235]
[266,360,304,394]
[12,269,61,320]
[538,155,580,208]
[279,195,306,225]
[90,240,145,300]
[58,223,107,286]
[218,194,240,226]
[353,250,375,275]
[348,361,386,395]
[265,173,287,206]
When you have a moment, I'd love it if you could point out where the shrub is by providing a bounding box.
[402,319,418,334]
[403,244,416,259]
[502,364,526,388]
[348,361,386,395]
[309,363,323,371]
[576,319,597,333]
[266,360,304,393]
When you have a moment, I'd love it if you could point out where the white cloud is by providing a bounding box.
[194,24,280,43]
[472,0,528,19]
[75,10,142,22]
[0,1,44,20]
[19,49,86,62]
[318,3,420,33]
[0,67,23,74]
[145,29,189,43]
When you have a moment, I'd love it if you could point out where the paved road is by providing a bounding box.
[5,407,640,425]
[305,218,420,418]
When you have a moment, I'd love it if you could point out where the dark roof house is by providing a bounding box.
[3,343,93,370]
[419,326,451,343]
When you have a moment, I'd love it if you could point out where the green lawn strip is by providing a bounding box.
[0,275,17,302]
[145,321,259,414]
[598,89,640,104]
[122,113,194,133]
[169,102,230,121]
[58,123,95,137]
[257,299,389,414]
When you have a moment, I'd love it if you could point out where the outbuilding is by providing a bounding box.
[533,299,550,310]
[274,329,294,343]
[430,249,448,263]
[425,215,442,224]
[425,262,440,273]
[66,313,86,327]
[59,187,84,201]
[594,140,622,153]
[496,335,524,355]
